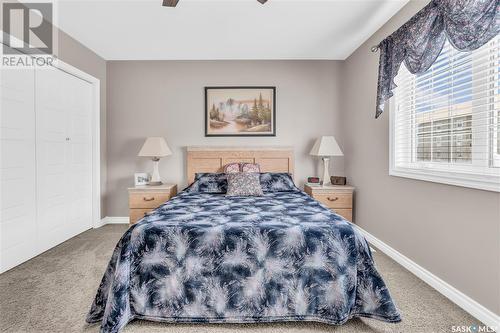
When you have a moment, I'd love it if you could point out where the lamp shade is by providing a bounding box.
[310,136,343,157]
[138,137,172,157]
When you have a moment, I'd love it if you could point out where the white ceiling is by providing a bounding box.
[56,0,408,61]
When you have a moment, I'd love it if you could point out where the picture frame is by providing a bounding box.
[134,173,150,186]
[205,86,276,137]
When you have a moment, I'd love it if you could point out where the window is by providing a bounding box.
[390,36,500,192]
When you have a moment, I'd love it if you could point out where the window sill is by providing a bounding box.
[389,167,500,192]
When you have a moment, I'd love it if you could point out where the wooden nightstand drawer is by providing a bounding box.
[129,192,172,209]
[314,193,352,209]
[304,184,355,222]
[332,208,352,222]
[130,208,154,224]
[128,184,177,224]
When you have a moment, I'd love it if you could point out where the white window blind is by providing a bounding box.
[390,36,500,192]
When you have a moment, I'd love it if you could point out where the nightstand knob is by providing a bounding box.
[143,197,155,201]
[327,197,339,202]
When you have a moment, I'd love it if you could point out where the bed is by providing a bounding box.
[87,147,400,333]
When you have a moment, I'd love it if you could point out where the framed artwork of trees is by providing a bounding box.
[205,87,276,137]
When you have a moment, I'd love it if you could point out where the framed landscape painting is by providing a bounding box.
[205,87,276,137]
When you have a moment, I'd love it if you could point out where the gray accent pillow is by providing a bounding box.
[226,172,264,197]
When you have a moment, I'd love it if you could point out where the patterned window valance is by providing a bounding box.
[375,0,499,118]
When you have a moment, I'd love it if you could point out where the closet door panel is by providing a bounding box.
[0,65,36,273]
[35,67,71,252]
[66,74,92,236]
[35,66,93,252]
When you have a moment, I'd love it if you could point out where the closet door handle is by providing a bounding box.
[327,197,339,202]
[143,197,155,202]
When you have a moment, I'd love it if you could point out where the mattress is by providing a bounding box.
[87,188,400,333]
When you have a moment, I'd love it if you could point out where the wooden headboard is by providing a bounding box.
[187,146,294,184]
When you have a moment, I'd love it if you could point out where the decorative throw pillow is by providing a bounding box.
[224,162,241,174]
[189,173,228,193]
[260,173,297,192]
[226,172,264,197]
[241,163,261,173]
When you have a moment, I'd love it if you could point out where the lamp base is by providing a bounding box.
[148,158,163,186]
[321,157,331,186]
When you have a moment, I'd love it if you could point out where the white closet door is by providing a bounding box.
[0,63,37,273]
[65,72,93,237]
[35,66,93,253]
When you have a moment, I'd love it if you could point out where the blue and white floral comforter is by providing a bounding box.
[87,189,400,333]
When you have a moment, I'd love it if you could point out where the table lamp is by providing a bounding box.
[310,136,343,186]
[138,137,172,186]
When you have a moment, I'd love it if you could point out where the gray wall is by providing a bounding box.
[341,0,500,315]
[106,60,344,216]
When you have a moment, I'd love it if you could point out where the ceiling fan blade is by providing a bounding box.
[162,0,267,7]
[162,0,179,7]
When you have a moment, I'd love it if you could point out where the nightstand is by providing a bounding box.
[128,184,177,225]
[304,184,355,222]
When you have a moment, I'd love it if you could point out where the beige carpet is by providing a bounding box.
[0,225,481,333]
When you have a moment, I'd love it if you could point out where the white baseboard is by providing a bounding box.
[100,216,129,225]
[93,217,106,229]
[355,225,500,329]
